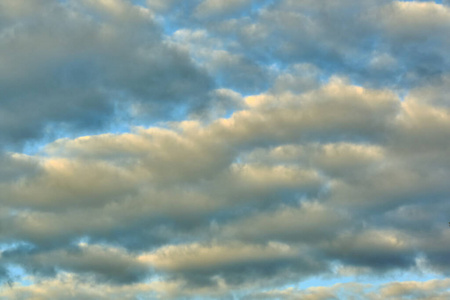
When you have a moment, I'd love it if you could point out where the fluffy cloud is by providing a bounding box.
[0,0,212,147]
[1,0,450,298]
[2,77,450,295]
[154,0,450,91]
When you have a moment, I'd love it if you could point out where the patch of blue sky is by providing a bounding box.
[1,243,34,287]
[250,0,277,13]
[6,265,32,287]
[0,241,35,253]
[155,16,181,36]
[20,98,144,156]
[22,140,51,156]
[131,0,147,7]
[221,108,238,120]
[0,243,14,252]
[19,123,108,156]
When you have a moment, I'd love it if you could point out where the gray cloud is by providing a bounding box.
[3,244,150,284]
[2,0,450,298]
[2,79,450,290]
[140,241,326,288]
[244,280,450,300]
[152,0,450,92]
[0,0,213,147]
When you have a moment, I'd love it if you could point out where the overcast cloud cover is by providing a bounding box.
[1,0,450,299]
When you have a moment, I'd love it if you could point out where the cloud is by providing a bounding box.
[0,0,212,147]
[140,241,325,288]
[2,0,450,298]
[244,280,450,300]
[2,78,450,292]
[0,273,166,300]
[156,0,450,90]
[4,277,450,300]
[167,28,272,94]
[3,243,150,284]
[194,0,253,19]
[220,201,350,244]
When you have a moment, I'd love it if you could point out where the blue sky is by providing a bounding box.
[1,0,450,299]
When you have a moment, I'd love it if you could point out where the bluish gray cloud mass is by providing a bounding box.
[1,0,450,299]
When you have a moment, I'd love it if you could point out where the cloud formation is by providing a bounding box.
[1,0,450,299]
[0,0,212,147]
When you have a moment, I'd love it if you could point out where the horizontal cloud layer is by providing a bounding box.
[1,0,450,298]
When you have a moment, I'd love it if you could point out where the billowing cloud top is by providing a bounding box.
[1,0,450,299]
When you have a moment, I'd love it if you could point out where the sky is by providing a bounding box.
[1,0,450,299]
